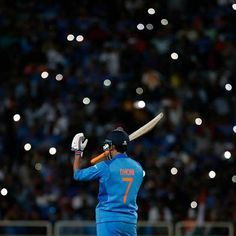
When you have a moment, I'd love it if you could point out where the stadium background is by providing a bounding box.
[0,0,235,234]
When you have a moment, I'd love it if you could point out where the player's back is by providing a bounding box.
[96,153,144,224]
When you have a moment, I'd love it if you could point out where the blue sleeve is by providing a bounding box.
[74,162,108,181]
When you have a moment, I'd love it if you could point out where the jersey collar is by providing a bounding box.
[112,153,128,160]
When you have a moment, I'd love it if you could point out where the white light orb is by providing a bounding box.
[41,71,49,79]
[13,114,21,122]
[55,74,63,81]
[232,175,236,183]
[24,143,31,151]
[104,79,111,87]
[147,8,155,15]
[195,118,202,126]
[232,3,236,10]
[136,87,143,95]
[134,100,146,109]
[146,23,154,30]
[225,83,232,91]
[49,147,57,155]
[171,52,178,60]
[35,163,42,171]
[209,170,216,179]
[233,126,236,133]
[171,167,178,175]
[137,23,145,30]
[83,97,90,105]
[67,34,75,41]
[76,35,84,42]
[161,19,168,25]
[1,188,8,196]
[191,201,198,208]
[224,151,231,159]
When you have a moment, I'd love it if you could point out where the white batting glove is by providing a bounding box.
[71,133,88,152]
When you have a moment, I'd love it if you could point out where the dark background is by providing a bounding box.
[0,0,235,227]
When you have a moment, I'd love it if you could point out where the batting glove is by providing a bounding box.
[71,133,88,152]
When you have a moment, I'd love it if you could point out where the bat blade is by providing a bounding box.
[129,112,164,141]
[90,112,164,165]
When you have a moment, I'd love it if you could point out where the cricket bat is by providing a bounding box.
[90,112,164,164]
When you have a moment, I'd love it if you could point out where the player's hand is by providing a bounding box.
[71,133,88,151]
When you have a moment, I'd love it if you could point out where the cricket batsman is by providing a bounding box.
[71,128,145,236]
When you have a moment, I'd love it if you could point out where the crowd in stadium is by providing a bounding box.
[0,0,235,229]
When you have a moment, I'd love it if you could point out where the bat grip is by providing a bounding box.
[90,151,109,165]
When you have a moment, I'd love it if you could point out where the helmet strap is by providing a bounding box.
[107,146,116,160]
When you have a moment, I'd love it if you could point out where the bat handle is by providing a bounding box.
[90,151,109,165]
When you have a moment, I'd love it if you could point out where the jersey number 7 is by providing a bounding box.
[122,177,133,204]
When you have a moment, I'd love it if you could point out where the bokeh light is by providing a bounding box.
[191,201,198,209]
[134,100,146,109]
[232,3,236,10]
[170,167,178,175]
[224,151,231,159]
[67,34,75,41]
[147,8,155,15]
[1,188,8,196]
[146,24,154,30]
[35,163,42,171]
[55,74,63,81]
[233,126,236,133]
[136,87,143,95]
[104,79,111,87]
[76,35,84,42]
[171,52,178,60]
[225,83,232,91]
[24,143,31,151]
[232,175,236,183]
[195,118,202,125]
[83,97,91,105]
[49,147,57,155]
[209,170,216,179]
[137,23,145,30]
[161,19,168,25]
[13,114,21,122]
[41,71,49,79]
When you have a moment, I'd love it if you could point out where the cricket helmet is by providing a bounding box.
[103,127,130,152]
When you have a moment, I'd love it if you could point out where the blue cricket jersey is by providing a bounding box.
[74,153,144,224]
